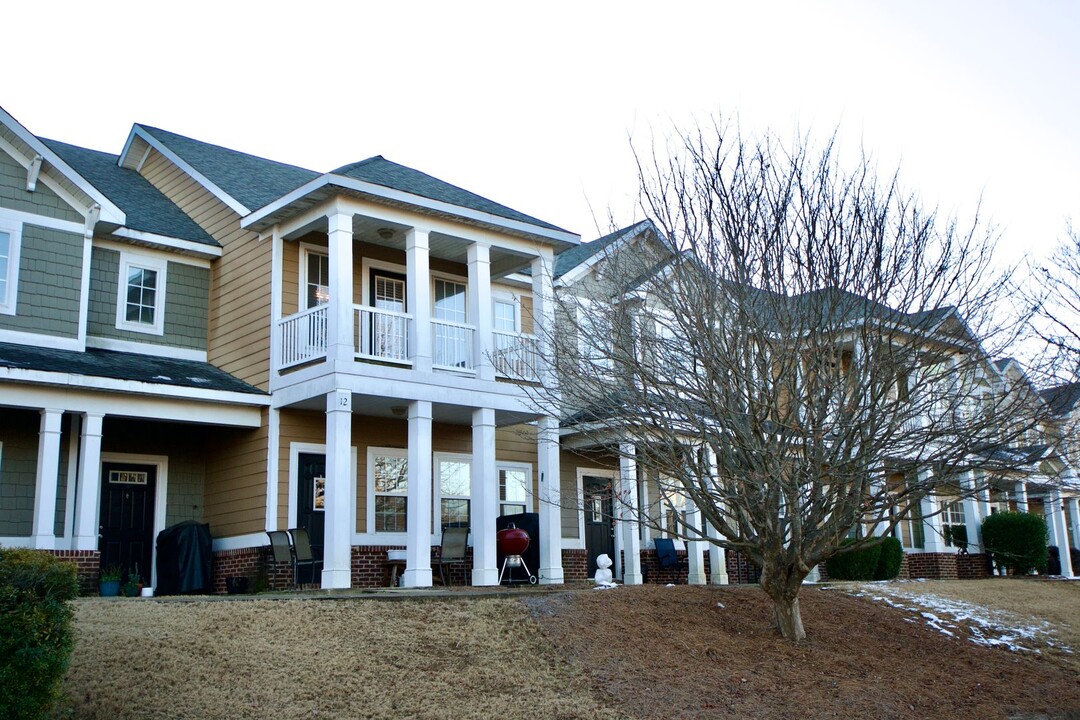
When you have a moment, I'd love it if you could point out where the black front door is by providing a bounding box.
[297,453,326,570]
[99,463,155,585]
[583,476,615,577]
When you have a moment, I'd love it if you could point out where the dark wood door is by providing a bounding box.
[99,462,155,585]
[584,476,615,577]
[297,453,326,567]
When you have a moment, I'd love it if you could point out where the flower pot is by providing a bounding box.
[99,580,120,597]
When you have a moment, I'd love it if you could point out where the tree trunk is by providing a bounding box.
[772,595,806,642]
[760,558,808,642]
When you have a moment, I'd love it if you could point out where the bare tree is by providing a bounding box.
[533,122,1050,642]
[1030,225,1080,380]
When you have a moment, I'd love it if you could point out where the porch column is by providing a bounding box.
[1047,489,1075,577]
[402,400,433,587]
[269,225,283,379]
[468,242,495,382]
[406,228,432,372]
[322,389,353,589]
[72,413,104,551]
[975,469,992,534]
[960,470,982,554]
[32,408,63,550]
[1068,497,1080,551]
[1015,482,1029,512]
[618,442,643,584]
[470,408,498,585]
[686,501,707,585]
[531,248,557,389]
[706,521,729,585]
[918,468,944,553]
[536,416,563,584]
[326,207,354,365]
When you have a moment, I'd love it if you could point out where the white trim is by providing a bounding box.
[101,452,167,589]
[211,532,268,552]
[102,232,220,262]
[576,466,616,550]
[270,226,283,379]
[0,536,32,548]
[134,144,152,173]
[287,442,357,531]
[299,241,330,311]
[86,336,207,362]
[491,290,521,334]
[555,222,654,287]
[366,445,410,535]
[0,211,24,315]
[115,251,167,335]
[360,256,407,311]
[121,126,249,215]
[434,451,472,535]
[496,460,534,515]
[63,417,79,542]
[78,233,92,346]
[265,408,280,532]
[0,328,81,350]
[0,206,84,235]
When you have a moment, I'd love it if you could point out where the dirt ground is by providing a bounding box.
[57,582,1080,720]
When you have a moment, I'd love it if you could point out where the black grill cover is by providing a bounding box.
[155,521,212,595]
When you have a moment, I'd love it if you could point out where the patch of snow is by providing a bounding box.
[665,583,675,587]
[593,582,618,590]
[152,375,173,381]
[187,377,211,384]
[716,602,725,608]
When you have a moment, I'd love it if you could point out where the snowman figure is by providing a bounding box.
[593,553,615,588]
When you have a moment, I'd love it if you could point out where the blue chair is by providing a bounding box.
[652,537,687,582]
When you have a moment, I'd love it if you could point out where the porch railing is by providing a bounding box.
[493,330,538,380]
[432,319,475,371]
[278,305,328,369]
[356,305,411,363]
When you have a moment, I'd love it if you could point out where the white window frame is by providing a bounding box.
[656,474,687,546]
[0,213,23,316]
[115,251,167,335]
[497,461,533,516]
[492,291,520,334]
[939,495,967,547]
[577,298,613,372]
[367,446,409,534]
[299,242,330,310]
[434,452,472,531]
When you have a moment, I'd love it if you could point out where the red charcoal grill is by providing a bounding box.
[497,523,537,584]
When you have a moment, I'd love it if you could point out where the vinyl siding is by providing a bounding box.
[203,410,270,538]
[0,409,46,536]
[0,146,82,223]
[0,223,83,338]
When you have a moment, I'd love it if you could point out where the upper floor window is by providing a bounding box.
[494,297,518,333]
[434,278,467,323]
[0,214,22,316]
[116,253,166,335]
[578,300,613,371]
[306,249,330,308]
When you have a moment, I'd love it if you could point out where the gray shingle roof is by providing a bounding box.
[40,139,218,247]
[520,220,657,279]
[332,156,569,233]
[137,125,320,212]
[0,342,264,395]
[1041,381,1080,416]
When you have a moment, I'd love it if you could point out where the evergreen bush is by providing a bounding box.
[981,511,1048,575]
[825,539,883,580]
[873,536,904,580]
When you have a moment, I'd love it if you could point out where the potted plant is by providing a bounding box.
[99,567,122,597]
[122,570,143,598]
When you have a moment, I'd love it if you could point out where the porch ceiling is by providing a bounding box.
[283,392,540,428]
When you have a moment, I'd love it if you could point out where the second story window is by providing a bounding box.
[0,214,21,316]
[116,253,166,335]
[306,250,330,308]
[494,298,518,333]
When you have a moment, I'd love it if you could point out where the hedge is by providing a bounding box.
[825,539,883,580]
[0,548,79,720]
[874,536,904,580]
[981,511,1048,575]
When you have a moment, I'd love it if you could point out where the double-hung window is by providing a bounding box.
[577,299,613,372]
[0,214,22,316]
[433,278,470,368]
[436,454,471,528]
[371,449,408,532]
[305,249,330,308]
[116,253,166,335]
[498,463,532,516]
[940,496,967,547]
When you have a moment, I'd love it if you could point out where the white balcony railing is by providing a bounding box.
[432,319,475,371]
[356,305,411,363]
[493,330,538,380]
[278,305,328,368]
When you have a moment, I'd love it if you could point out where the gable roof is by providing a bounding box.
[41,139,217,247]
[522,220,658,281]
[1041,381,1080,416]
[331,156,568,233]
[135,125,320,213]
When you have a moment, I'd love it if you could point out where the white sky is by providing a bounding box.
[4,0,1078,264]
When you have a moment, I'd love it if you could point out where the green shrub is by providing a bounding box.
[873,536,904,580]
[981,511,1048,575]
[0,548,79,720]
[825,539,883,580]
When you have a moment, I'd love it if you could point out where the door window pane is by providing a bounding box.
[439,458,471,526]
[434,279,467,322]
[306,252,330,308]
[499,467,529,515]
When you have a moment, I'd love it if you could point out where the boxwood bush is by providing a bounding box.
[981,511,1048,575]
[874,536,904,580]
[825,539,883,580]
[0,548,79,720]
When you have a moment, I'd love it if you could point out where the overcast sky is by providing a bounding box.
[4,1,1078,263]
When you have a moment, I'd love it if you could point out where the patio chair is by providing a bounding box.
[652,537,687,583]
[288,527,320,588]
[265,530,293,590]
[438,526,470,586]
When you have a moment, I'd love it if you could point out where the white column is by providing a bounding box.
[536,416,563,584]
[686,500,707,585]
[1047,489,1074,577]
[1015,482,1029,512]
[406,228,432,372]
[1068,497,1080,551]
[402,400,433,587]
[326,208,354,365]
[960,470,981,554]
[72,413,103,551]
[975,469,992,534]
[265,408,280,532]
[322,389,353,589]
[468,242,495,382]
[531,249,557,390]
[470,408,498,585]
[618,442,642,584]
[32,409,63,550]
[706,521,729,584]
[918,467,944,552]
[269,225,283,380]
[403,403,432,587]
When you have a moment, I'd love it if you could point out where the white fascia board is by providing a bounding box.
[555,227,648,288]
[0,107,125,225]
[93,238,212,269]
[110,227,222,259]
[86,336,208,362]
[121,125,249,216]
[241,173,580,246]
[211,533,268,552]
[0,365,269,407]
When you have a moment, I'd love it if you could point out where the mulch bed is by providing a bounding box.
[526,584,1080,720]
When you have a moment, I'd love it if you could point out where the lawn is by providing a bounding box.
[55,581,1080,719]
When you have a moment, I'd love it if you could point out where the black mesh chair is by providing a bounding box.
[265,531,293,590]
[288,527,320,588]
[438,526,470,586]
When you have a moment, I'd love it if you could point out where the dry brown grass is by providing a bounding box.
[58,597,616,720]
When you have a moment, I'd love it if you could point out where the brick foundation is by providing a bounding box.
[210,547,293,594]
[47,550,101,595]
[903,552,959,580]
[562,548,588,581]
[726,550,761,585]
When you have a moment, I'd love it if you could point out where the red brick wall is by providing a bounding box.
[562,549,588,581]
[47,550,101,595]
[903,552,958,580]
[211,547,293,594]
[726,550,761,585]
[957,553,993,579]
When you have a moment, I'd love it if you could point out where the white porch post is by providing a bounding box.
[471,407,498,585]
[326,208,354,365]
[72,413,104,551]
[975,469,992,535]
[706,521,730,585]
[1015,482,1029,512]
[618,442,642,584]
[1047,489,1075,577]
[686,501,707,585]
[960,470,982,554]
[406,228,432,372]
[270,225,283,380]
[536,416,563,584]
[32,408,63,550]
[918,468,944,553]
[468,242,495,382]
[403,400,433,587]
[1068,497,1080,551]
[531,248,557,388]
[322,389,353,589]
